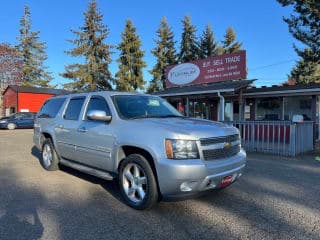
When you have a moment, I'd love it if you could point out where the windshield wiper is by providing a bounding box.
[156,115,186,118]
[130,114,185,119]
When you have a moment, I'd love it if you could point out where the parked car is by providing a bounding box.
[34,92,246,210]
[0,112,36,130]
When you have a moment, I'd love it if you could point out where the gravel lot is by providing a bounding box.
[0,129,319,240]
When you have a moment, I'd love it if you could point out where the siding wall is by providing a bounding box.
[3,88,17,114]
[18,92,54,112]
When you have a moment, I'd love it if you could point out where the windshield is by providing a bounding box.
[113,95,183,119]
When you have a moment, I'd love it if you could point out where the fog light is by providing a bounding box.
[180,181,197,192]
[206,179,216,189]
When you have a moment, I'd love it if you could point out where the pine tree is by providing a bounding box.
[221,27,242,54]
[115,20,146,92]
[61,0,113,91]
[147,17,176,93]
[199,24,218,59]
[178,15,199,63]
[290,49,320,84]
[17,5,52,87]
[277,0,320,83]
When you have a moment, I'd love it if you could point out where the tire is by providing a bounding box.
[7,123,16,130]
[41,138,59,171]
[119,154,158,210]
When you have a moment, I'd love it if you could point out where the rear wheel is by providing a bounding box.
[7,123,16,130]
[41,138,59,171]
[119,154,158,210]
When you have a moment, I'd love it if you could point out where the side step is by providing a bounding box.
[60,159,113,180]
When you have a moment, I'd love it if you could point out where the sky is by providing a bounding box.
[0,0,300,88]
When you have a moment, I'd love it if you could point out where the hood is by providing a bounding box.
[132,117,238,139]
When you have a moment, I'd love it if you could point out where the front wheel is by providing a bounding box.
[119,154,158,210]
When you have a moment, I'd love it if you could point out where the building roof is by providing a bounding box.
[155,79,255,97]
[244,82,320,97]
[3,85,69,96]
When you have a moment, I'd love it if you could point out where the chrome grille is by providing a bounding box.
[203,144,240,161]
[200,134,239,146]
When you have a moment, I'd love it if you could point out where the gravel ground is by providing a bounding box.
[0,129,319,240]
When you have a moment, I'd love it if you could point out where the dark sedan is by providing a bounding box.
[0,112,36,130]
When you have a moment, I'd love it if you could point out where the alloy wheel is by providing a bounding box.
[42,143,53,168]
[122,163,147,203]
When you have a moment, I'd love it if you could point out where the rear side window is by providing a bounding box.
[86,96,111,118]
[64,97,86,120]
[38,98,66,118]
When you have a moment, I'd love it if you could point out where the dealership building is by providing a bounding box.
[155,51,318,155]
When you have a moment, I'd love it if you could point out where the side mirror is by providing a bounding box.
[87,110,112,122]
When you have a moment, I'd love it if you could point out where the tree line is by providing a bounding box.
[0,0,242,94]
[1,0,319,95]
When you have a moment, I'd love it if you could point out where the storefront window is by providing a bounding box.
[255,97,281,120]
[283,96,312,121]
[189,100,210,119]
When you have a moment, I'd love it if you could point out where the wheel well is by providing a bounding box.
[119,146,161,198]
[41,132,53,148]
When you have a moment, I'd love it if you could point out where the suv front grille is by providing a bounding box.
[202,144,240,161]
[200,134,239,146]
[200,134,241,160]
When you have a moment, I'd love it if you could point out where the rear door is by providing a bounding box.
[55,97,86,161]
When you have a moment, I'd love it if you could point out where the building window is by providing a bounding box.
[284,96,312,121]
[255,97,281,120]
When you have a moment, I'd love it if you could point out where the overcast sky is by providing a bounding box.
[0,0,299,88]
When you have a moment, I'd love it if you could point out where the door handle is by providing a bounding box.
[77,127,88,133]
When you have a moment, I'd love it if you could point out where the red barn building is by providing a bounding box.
[2,85,68,116]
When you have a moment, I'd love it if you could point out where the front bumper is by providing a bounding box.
[0,123,7,129]
[156,149,246,200]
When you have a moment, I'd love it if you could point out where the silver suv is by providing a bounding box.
[34,91,246,210]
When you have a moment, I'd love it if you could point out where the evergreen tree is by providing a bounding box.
[290,49,320,84]
[199,24,218,59]
[148,17,176,93]
[178,15,199,63]
[115,20,146,92]
[62,0,113,91]
[278,0,320,83]
[17,5,52,87]
[221,27,242,54]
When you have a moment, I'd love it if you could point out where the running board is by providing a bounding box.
[60,159,113,180]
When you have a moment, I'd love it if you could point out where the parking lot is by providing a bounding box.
[0,129,319,240]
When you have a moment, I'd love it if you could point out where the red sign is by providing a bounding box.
[165,50,246,88]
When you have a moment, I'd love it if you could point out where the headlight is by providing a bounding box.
[165,139,199,159]
[0,120,7,124]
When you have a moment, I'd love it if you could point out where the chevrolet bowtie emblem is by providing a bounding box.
[223,142,231,149]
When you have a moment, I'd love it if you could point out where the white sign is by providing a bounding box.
[20,109,29,112]
[168,63,200,85]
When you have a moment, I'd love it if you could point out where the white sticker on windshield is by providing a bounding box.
[148,99,160,106]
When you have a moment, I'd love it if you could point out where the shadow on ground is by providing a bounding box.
[23,147,320,239]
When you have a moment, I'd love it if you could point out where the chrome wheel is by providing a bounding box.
[42,143,53,168]
[122,163,147,203]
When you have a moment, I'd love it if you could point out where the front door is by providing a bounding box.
[73,95,115,171]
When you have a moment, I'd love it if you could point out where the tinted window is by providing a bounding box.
[38,98,66,118]
[86,96,111,118]
[64,97,86,120]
